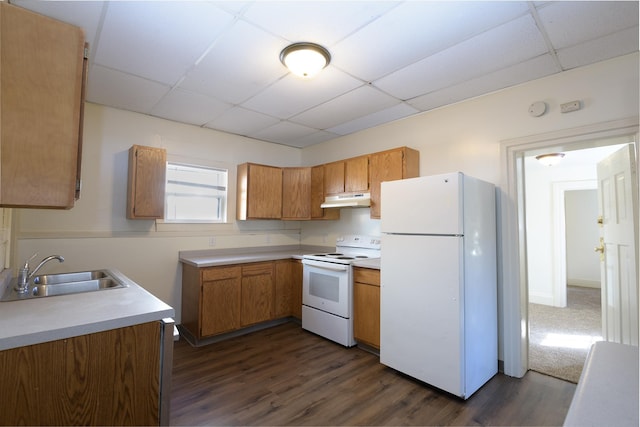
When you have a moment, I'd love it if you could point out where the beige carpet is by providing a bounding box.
[529,286,602,383]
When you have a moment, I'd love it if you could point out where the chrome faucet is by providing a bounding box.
[15,254,65,293]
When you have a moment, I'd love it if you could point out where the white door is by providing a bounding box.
[597,144,638,346]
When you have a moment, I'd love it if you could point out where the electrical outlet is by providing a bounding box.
[209,236,216,247]
[560,100,581,113]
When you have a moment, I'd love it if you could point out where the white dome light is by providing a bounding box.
[280,42,330,78]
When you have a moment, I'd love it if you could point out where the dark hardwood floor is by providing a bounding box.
[170,322,576,426]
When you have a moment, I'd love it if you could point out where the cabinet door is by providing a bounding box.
[201,267,241,336]
[324,161,345,195]
[127,145,166,219]
[370,147,419,218]
[237,163,282,220]
[310,165,339,220]
[0,3,86,208]
[282,167,311,220]
[274,260,293,318]
[353,268,381,349]
[241,262,274,326]
[0,322,162,426]
[345,155,369,193]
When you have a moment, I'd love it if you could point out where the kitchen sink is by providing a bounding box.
[0,269,127,301]
[32,277,122,297]
[33,270,109,285]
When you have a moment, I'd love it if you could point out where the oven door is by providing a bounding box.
[302,259,351,318]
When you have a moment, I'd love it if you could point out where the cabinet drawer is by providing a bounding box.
[353,268,380,286]
[202,266,241,281]
[242,262,273,276]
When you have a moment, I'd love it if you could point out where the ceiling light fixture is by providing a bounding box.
[280,42,331,78]
[535,152,565,166]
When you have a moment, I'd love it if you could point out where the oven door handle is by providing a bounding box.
[302,259,350,272]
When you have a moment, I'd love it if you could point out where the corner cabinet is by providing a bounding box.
[127,145,167,219]
[310,166,339,220]
[353,267,381,349]
[237,163,283,220]
[0,3,87,208]
[369,147,420,218]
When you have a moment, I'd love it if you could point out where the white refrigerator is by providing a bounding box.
[379,172,497,399]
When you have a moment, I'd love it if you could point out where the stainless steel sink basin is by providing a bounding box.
[32,277,122,297]
[33,270,109,285]
[0,269,127,301]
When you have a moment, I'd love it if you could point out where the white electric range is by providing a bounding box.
[301,235,381,347]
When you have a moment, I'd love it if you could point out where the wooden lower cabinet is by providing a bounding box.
[241,262,274,326]
[0,321,167,426]
[181,259,302,343]
[353,267,381,349]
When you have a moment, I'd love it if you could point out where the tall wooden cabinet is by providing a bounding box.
[237,163,283,220]
[0,3,87,208]
[127,145,167,219]
[369,147,420,218]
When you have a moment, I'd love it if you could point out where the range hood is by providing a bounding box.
[320,193,371,209]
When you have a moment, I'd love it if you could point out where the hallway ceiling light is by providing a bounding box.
[535,152,565,166]
[280,42,330,78]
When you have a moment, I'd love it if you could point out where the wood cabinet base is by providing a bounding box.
[0,322,167,426]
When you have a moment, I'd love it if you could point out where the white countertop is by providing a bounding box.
[0,269,174,351]
[179,245,333,268]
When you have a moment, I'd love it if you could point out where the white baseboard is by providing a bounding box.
[567,279,601,289]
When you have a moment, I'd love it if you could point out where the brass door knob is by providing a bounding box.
[594,237,605,260]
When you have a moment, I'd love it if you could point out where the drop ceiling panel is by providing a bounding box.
[556,26,639,70]
[538,1,639,49]
[407,54,560,111]
[250,121,322,146]
[179,19,287,104]
[94,2,234,85]
[333,1,530,82]
[328,103,420,136]
[241,67,364,119]
[374,14,548,100]
[242,1,398,46]
[291,85,400,129]
[86,65,169,113]
[151,89,230,126]
[205,107,280,136]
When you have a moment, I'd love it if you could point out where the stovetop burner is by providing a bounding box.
[303,235,381,265]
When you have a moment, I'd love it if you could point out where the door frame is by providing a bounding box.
[499,117,639,378]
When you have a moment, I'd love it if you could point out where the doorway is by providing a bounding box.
[523,147,622,382]
[499,117,639,378]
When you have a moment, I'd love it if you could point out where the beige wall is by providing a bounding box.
[15,52,639,327]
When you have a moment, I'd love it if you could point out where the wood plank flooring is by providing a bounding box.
[170,322,576,426]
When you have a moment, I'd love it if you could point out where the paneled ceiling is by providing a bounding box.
[11,1,639,148]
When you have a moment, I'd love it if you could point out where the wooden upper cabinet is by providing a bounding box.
[127,145,166,219]
[237,163,283,220]
[282,167,311,220]
[311,165,339,220]
[324,156,369,196]
[370,147,419,218]
[0,3,87,208]
[323,161,345,195]
[345,155,370,193]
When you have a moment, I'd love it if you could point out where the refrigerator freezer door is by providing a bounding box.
[380,172,462,235]
[380,233,464,397]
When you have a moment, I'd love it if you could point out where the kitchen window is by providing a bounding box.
[164,162,228,223]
